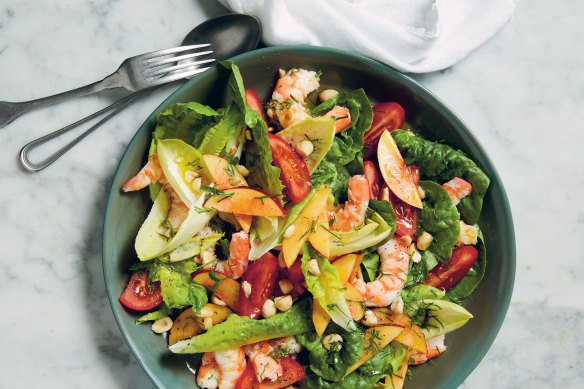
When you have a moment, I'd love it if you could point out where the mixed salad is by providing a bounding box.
[118,62,490,389]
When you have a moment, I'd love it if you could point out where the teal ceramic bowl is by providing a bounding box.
[103,46,515,388]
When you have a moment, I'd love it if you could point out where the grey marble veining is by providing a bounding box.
[0,0,583,388]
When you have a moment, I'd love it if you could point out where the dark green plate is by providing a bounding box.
[103,45,515,389]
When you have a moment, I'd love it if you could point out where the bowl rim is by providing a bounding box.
[103,44,515,389]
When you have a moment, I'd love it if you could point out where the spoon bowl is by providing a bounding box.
[182,14,261,59]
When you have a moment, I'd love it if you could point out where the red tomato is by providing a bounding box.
[245,89,267,124]
[282,257,305,284]
[363,160,382,199]
[363,102,405,160]
[238,252,279,319]
[276,257,306,298]
[119,271,163,311]
[425,245,479,290]
[235,357,306,389]
[268,133,311,203]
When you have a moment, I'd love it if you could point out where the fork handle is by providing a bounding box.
[0,72,124,128]
[19,87,153,172]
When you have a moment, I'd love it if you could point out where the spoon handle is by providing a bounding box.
[19,87,154,172]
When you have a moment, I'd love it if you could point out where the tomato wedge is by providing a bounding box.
[385,165,420,238]
[276,257,306,298]
[363,160,382,199]
[364,102,405,160]
[268,133,311,203]
[235,357,306,389]
[238,252,279,319]
[245,89,267,125]
[119,271,163,311]
[425,245,479,290]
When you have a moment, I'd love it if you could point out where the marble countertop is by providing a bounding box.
[1,0,583,387]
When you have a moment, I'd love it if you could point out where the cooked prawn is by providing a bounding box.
[196,349,247,389]
[330,175,371,232]
[442,177,472,205]
[324,105,352,133]
[269,68,320,129]
[410,334,447,365]
[122,154,163,192]
[213,231,251,279]
[243,336,302,383]
[351,236,410,307]
[122,154,189,236]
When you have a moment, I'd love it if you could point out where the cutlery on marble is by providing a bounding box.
[0,44,215,128]
[18,14,261,172]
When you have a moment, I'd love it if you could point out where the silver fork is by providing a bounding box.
[0,43,214,128]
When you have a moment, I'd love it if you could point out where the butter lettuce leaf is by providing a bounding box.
[157,139,209,207]
[415,299,473,339]
[445,231,487,301]
[297,325,363,382]
[311,89,373,201]
[156,264,208,313]
[245,110,286,197]
[418,181,461,259]
[301,342,407,389]
[392,130,490,225]
[361,251,380,282]
[401,284,445,305]
[368,199,397,239]
[329,210,392,257]
[277,116,336,173]
[249,189,315,260]
[135,305,173,325]
[135,189,215,261]
[312,89,373,168]
[151,102,219,154]
[198,102,246,156]
[169,299,312,353]
[302,245,356,331]
[165,233,222,263]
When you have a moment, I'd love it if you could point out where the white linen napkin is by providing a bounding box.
[218,0,515,73]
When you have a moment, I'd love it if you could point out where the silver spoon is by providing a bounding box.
[19,14,261,172]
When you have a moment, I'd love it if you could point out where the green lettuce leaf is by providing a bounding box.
[169,299,312,353]
[220,60,285,197]
[301,342,407,389]
[164,233,222,263]
[445,231,487,301]
[245,109,286,197]
[311,159,350,201]
[135,305,173,325]
[249,189,315,260]
[312,89,373,168]
[157,139,209,207]
[417,180,461,259]
[156,264,208,313]
[311,89,373,202]
[152,102,219,153]
[368,199,397,238]
[414,299,473,339]
[401,284,445,304]
[329,210,392,257]
[277,116,336,173]
[134,188,215,261]
[302,245,356,331]
[361,251,380,282]
[297,325,364,382]
[392,130,490,225]
[198,102,246,156]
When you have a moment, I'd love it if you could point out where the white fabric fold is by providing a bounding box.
[219,0,515,73]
